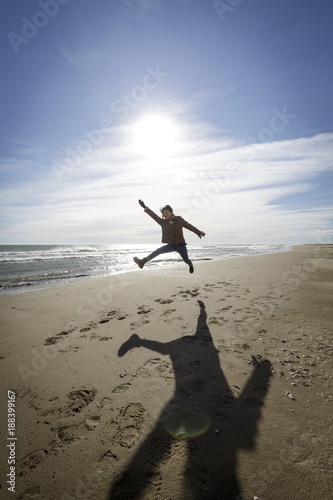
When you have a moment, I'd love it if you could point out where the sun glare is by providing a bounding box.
[131,114,181,157]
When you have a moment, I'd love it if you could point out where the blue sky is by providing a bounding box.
[1,0,332,244]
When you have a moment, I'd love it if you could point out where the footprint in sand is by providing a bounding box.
[154,361,170,373]
[56,423,84,445]
[44,326,78,346]
[209,316,224,326]
[184,289,200,299]
[98,318,110,324]
[143,358,162,367]
[58,388,97,418]
[114,359,172,386]
[17,484,41,499]
[17,449,48,477]
[161,308,176,317]
[44,330,70,346]
[97,396,113,408]
[137,305,152,315]
[112,383,132,393]
[98,310,128,324]
[110,402,145,449]
[143,358,171,374]
[130,320,148,330]
[99,317,124,324]
[133,358,164,378]
[97,404,145,474]
[67,389,96,403]
[55,415,101,445]
[85,415,101,430]
[97,450,119,473]
[229,385,241,397]
[154,298,174,304]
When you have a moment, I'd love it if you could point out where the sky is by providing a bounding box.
[1,0,333,245]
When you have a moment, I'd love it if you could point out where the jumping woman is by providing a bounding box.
[133,200,205,273]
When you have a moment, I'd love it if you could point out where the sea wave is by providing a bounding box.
[0,244,290,295]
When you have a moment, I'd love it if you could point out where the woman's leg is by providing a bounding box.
[134,245,175,269]
[175,245,194,273]
[134,244,194,271]
[146,244,175,261]
[175,245,191,265]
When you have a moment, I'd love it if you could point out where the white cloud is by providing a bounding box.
[57,46,103,68]
[1,119,333,244]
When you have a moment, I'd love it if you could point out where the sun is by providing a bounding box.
[130,113,181,157]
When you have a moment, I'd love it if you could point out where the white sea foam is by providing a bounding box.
[0,244,290,294]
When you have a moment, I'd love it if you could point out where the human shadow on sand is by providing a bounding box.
[107,300,272,499]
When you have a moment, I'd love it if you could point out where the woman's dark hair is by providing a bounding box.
[160,204,173,213]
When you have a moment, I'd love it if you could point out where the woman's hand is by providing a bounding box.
[138,199,146,209]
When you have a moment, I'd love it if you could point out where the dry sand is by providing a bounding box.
[0,245,332,500]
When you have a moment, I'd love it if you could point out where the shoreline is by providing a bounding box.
[0,244,332,499]
[0,243,291,296]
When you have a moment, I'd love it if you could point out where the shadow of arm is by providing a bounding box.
[235,359,273,449]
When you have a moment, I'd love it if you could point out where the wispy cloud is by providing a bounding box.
[6,139,47,158]
[57,46,103,68]
[1,119,332,244]
[123,0,162,15]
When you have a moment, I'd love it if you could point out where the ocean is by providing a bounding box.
[0,244,290,295]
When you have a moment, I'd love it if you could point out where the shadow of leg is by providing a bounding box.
[108,422,173,499]
[118,334,141,357]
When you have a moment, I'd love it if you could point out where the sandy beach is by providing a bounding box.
[0,244,332,500]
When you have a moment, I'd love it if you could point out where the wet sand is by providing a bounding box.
[0,245,332,499]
